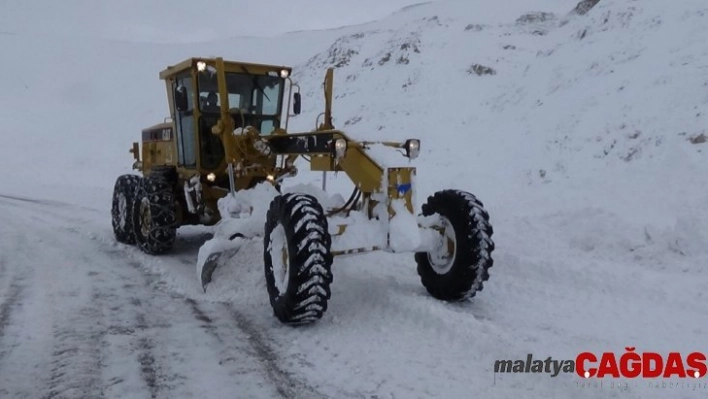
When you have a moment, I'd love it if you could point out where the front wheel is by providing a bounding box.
[415,189,495,301]
[263,193,333,325]
[131,176,177,255]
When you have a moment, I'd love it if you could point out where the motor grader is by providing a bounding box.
[111,57,495,324]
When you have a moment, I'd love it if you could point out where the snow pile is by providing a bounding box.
[213,182,280,237]
[282,183,346,210]
[328,211,388,253]
[360,142,418,169]
[388,199,422,252]
[196,182,280,282]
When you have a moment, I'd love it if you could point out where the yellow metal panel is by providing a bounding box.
[386,167,416,214]
[337,142,385,193]
[310,155,336,172]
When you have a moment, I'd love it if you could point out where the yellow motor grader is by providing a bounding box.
[111,57,495,324]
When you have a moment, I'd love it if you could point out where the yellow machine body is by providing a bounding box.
[130,57,417,232]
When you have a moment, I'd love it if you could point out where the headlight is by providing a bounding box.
[405,139,420,160]
[333,138,347,160]
[206,172,216,182]
[197,61,216,74]
[280,69,290,78]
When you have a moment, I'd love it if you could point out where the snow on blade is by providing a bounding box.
[388,199,422,252]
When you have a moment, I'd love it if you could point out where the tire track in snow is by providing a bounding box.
[107,251,299,398]
[0,218,32,362]
[0,209,108,398]
[0,201,171,398]
[16,199,189,399]
[134,308,163,399]
[81,213,329,397]
[137,336,160,398]
[96,256,180,398]
[227,305,331,399]
[0,193,60,206]
[228,307,303,399]
[46,291,105,398]
[43,266,108,399]
[0,193,333,398]
[0,193,100,213]
[183,297,331,399]
[0,271,25,349]
[0,254,6,281]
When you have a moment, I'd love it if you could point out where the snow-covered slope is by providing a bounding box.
[1,0,707,398]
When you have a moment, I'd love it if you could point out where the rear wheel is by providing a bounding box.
[415,189,495,301]
[131,176,177,255]
[263,193,333,324]
[111,174,141,244]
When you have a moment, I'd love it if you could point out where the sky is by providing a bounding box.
[0,0,433,42]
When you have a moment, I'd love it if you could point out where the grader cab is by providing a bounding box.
[111,57,495,324]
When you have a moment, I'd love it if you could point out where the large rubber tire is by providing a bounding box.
[131,175,177,255]
[415,189,495,301]
[111,174,141,244]
[263,193,333,325]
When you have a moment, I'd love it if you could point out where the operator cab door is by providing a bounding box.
[172,74,197,168]
[196,71,225,170]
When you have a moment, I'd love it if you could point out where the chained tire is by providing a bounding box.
[415,189,495,301]
[111,174,141,244]
[264,193,333,325]
[131,175,177,255]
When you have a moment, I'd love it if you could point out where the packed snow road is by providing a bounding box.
[0,194,330,399]
[0,191,706,399]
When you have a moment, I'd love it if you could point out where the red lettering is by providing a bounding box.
[642,352,663,378]
[597,352,620,378]
[619,347,642,378]
[663,352,687,378]
[687,352,707,378]
[576,352,597,378]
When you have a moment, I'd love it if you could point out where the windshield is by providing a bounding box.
[197,71,284,116]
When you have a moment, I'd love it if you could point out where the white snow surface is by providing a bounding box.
[1,0,708,398]
[388,199,423,252]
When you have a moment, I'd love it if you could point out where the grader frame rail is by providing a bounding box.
[111,57,495,324]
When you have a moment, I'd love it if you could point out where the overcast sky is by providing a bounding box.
[1,0,433,42]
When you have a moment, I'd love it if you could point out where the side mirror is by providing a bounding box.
[174,85,188,112]
[293,92,301,115]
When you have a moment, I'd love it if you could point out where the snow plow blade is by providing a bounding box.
[196,234,245,292]
[199,253,222,292]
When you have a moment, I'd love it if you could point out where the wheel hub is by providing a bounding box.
[139,197,151,238]
[427,216,457,274]
[118,194,127,229]
[268,224,289,295]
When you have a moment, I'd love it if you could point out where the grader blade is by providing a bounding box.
[197,233,245,292]
[199,252,222,292]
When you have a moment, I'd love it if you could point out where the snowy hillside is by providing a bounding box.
[1,0,707,398]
